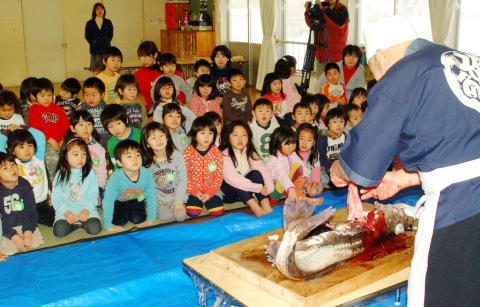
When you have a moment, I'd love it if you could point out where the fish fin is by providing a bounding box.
[302,260,348,281]
[298,206,336,239]
[265,241,281,264]
[283,198,308,229]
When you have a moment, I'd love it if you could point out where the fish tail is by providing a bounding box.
[265,241,281,264]
[283,198,324,230]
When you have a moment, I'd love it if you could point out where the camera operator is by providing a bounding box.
[304,0,349,74]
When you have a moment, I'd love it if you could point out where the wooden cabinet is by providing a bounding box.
[160,30,215,58]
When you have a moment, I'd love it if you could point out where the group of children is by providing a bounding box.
[0,43,372,257]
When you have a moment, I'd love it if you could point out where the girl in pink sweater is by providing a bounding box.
[265,126,310,202]
[219,120,274,217]
[296,123,323,195]
[274,56,301,113]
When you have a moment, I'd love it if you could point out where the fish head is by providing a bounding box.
[374,202,408,237]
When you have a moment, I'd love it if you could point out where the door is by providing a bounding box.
[62,0,99,80]
[22,0,66,82]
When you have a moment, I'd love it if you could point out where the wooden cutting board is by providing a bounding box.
[210,203,415,307]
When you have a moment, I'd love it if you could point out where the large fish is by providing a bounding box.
[266,195,408,281]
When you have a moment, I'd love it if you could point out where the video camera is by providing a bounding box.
[306,0,330,21]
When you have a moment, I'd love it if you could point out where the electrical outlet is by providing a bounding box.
[150,18,154,24]
[154,18,158,24]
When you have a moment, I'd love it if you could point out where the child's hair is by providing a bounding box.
[61,78,82,97]
[194,59,211,72]
[83,77,106,95]
[114,74,139,99]
[293,101,311,115]
[295,123,320,166]
[269,126,297,157]
[163,103,187,132]
[348,87,368,104]
[274,56,297,79]
[31,78,54,97]
[91,3,106,19]
[325,62,341,74]
[314,94,330,115]
[159,53,177,66]
[260,72,285,98]
[68,110,101,142]
[226,68,244,82]
[6,129,37,156]
[141,122,176,168]
[210,45,232,68]
[252,98,273,111]
[0,90,18,109]
[367,79,377,94]
[342,45,363,68]
[114,139,141,163]
[194,74,216,101]
[188,116,217,148]
[302,95,321,123]
[55,137,93,185]
[0,83,3,92]
[19,77,38,104]
[100,104,129,130]
[0,152,17,170]
[325,108,347,126]
[203,111,222,124]
[137,41,159,58]
[343,104,362,122]
[153,77,176,102]
[102,46,123,63]
[219,120,259,167]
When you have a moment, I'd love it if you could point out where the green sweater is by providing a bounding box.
[107,127,142,169]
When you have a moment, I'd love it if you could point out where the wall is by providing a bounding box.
[143,0,168,49]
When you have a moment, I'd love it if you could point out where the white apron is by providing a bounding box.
[407,157,480,306]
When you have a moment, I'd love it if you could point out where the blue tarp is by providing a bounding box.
[0,186,423,307]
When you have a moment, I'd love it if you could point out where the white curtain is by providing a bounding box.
[256,0,278,90]
[429,0,457,46]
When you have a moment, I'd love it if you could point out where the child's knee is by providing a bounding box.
[208,206,224,216]
[84,218,102,235]
[186,206,202,217]
[53,220,70,238]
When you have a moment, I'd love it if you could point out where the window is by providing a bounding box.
[228,0,263,44]
[458,0,480,54]
[357,0,395,45]
[396,0,432,41]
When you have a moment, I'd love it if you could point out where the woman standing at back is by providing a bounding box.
[85,3,114,76]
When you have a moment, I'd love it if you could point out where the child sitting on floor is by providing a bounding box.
[0,125,54,227]
[204,111,223,147]
[318,108,346,180]
[314,94,331,133]
[102,140,157,232]
[319,62,347,108]
[222,69,253,124]
[96,46,122,104]
[291,101,312,131]
[150,53,192,104]
[115,74,148,129]
[148,77,182,118]
[184,117,224,217]
[265,126,310,202]
[219,120,274,217]
[0,91,25,133]
[189,74,222,118]
[260,72,287,119]
[348,87,368,112]
[141,122,187,223]
[55,78,82,119]
[296,123,325,193]
[210,45,234,99]
[0,152,44,255]
[187,59,211,94]
[51,138,102,238]
[101,104,142,169]
[274,56,301,114]
[343,104,364,135]
[250,99,280,163]
[18,77,37,125]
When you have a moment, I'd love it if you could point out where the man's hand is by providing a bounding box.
[330,160,350,187]
[360,169,420,200]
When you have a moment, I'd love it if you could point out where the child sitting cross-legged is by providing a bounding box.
[343,103,364,135]
[97,46,122,104]
[265,126,311,202]
[318,108,347,181]
[204,111,223,147]
[319,62,347,108]
[141,122,187,222]
[249,98,280,163]
[153,103,196,153]
[148,77,181,118]
[54,78,82,119]
[222,68,253,124]
[0,91,25,133]
[0,152,44,255]
[0,125,54,227]
[51,138,102,238]
[291,101,312,131]
[100,104,142,169]
[184,117,224,217]
[150,53,192,105]
[189,74,222,118]
[219,120,274,217]
[187,59,211,94]
[115,74,148,129]
[102,140,157,232]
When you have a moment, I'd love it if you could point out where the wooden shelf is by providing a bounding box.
[161,30,215,58]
